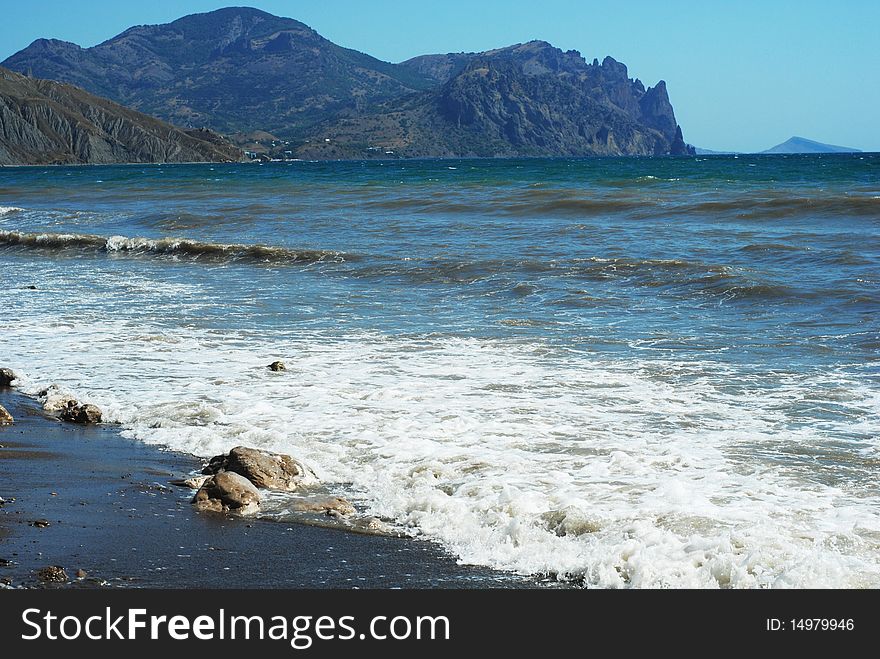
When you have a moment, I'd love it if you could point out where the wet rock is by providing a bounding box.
[192,471,261,515]
[268,361,286,372]
[290,496,355,516]
[31,519,51,528]
[37,384,77,413]
[169,475,210,489]
[352,517,393,535]
[36,566,68,583]
[204,446,318,491]
[0,404,13,425]
[75,569,88,579]
[59,401,102,424]
[0,368,16,387]
[540,507,601,537]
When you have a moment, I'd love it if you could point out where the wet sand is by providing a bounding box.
[0,391,538,588]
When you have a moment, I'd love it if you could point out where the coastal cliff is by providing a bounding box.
[0,67,242,165]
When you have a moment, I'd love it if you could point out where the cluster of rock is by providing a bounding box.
[35,384,103,424]
[0,370,104,425]
[0,368,16,424]
[186,446,354,520]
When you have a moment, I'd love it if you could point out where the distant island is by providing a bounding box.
[695,136,862,156]
[1,6,693,164]
[760,136,861,154]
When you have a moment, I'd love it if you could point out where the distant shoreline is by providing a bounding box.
[2,151,875,169]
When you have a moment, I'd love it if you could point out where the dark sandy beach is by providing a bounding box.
[0,391,537,589]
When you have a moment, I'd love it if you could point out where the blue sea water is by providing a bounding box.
[1,154,878,587]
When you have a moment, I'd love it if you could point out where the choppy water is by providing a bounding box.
[2,155,878,587]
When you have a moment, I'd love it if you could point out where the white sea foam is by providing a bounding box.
[0,206,24,215]
[3,309,879,588]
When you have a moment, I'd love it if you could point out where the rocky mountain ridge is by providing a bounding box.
[3,7,694,159]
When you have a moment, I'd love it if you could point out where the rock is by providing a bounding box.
[0,404,13,425]
[75,569,88,579]
[169,475,210,489]
[290,496,355,516]
[204,446,318,491]
[0,368,16,386]
[267,361,286,372]
[58,401,102,424]
[37,384,77,413]
[192,471,261,515]
[540,507,601,537]
[31,519,51,528]
[352,517,393,534]
[36,566,68,584]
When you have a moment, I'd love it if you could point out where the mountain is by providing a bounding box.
[2,7,693,159]
[2,7,432,139]
[761,136,861,154]
[0,67,242,165]
[306,43,693,158]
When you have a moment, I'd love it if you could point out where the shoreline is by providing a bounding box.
[0,390,541,589]
[8,152,861,170]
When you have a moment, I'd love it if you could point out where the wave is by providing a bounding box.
[740,242,805,253]
[561,258,803,301]
[6,323,880,588]
[677,195,880,219]
[363,188,648,217]
[358,187,880,221]
[332,250,806,303]
[0,206,24,215]
[0,230,350,264]
[0,230,821,304]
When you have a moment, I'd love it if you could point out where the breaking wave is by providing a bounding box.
[0,230,350,264]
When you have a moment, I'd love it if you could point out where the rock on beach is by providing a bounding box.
[36,566,69,584]
[59,401,103,424]
[203,446,318,491]
[36,385,103,423]
[0,368,16,387]
[192,471,262,515]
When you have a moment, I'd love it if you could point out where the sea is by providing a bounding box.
[1,154,878,588]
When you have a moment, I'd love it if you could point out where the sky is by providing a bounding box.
[1,0,878,152]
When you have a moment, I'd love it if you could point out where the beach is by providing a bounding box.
[1,156,878,587]
[0,391,535,588]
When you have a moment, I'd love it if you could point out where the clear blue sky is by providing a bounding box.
[1,1,878,152]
